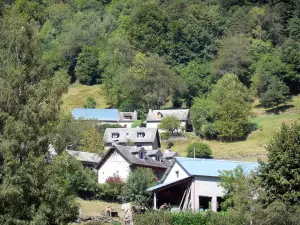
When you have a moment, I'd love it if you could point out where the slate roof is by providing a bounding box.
[147,149,161,156]
[72,108,119,121]
[119,111,137,122]
[146,109,189,122]
[176,157,258,177]
[163,151,178,159]
[104,128,160,145]
[66,150,102,164]
[97,144,168,169]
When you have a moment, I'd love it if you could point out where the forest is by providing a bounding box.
[1,0,300,112]
[1,0,300,224]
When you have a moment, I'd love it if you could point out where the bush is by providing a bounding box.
[172,212,208,225]
[84,97,96,108]
[100,174,125,202]
[121,168,156,207]
[132,120,143,128]
[186,142,212,159]
[134,211,172,225]
[134,211,208,225]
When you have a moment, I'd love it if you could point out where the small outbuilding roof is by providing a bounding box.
[66,150,102,164]
[147,176,193,192]
[175,157,258,177]
[146,109,189,122]
[72,108,119,121]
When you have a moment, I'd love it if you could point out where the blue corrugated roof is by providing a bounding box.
[72,108,119,121]
[176,157,258,177]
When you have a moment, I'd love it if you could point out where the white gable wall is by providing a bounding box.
[98,151,131,183]
[163,161,189,183]
[147,121,187,132]
[191,176,224,212]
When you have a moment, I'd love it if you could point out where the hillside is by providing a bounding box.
[61,83,108,113]
[63,84,300,161]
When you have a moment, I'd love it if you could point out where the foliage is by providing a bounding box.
[134,211,172,225]
[79,125,104,154]
[172,212,207,225]
[131,120,143,128]
[121,53,180,110]
[76,47,102,85]
[158,115,181,134]
[100,174,125,202]
[0,10,78,223]
[260,77,292,109]
[186,142,212,159]
[121,168,156,207]
[84,96,97,108]
[191,74,252,141]
[134,211,208,225]
[258,123,300,205]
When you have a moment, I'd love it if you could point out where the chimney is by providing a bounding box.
[149,109,153,113]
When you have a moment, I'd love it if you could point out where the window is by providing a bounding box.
[137,132,145,138]
[175,170,179,178]
[139,151,144,159]
[124,116,132,120]
[155,155,160,162]
[112,133,119,138]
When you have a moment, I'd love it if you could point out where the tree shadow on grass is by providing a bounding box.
[255,104,295,115]
[265,104,294,115]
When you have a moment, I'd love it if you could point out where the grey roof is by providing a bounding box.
[104,128,159,144]
[163,151,179,159]
[130,146,144,154]
[97,144,167,169]
[66,150,101,164]
[119,111,137,122]
[146,109,189,122]
[147,149,161,156]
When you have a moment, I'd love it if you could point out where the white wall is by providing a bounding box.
[191,176,224,212]
[147,122,187,132]
[98,151,131,183]
[119,122,133,128]
[163,161,189,183]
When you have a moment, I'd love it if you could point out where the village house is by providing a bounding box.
[66,150,102,169]
[146,109,191,132]
[72,108,137,127]
[147,157,258,212]
[104,128,160,150]
[96,144,175,183]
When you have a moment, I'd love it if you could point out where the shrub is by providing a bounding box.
[172,212,208,225]
[132,120,143,128]
[121,168,156,207]
[186,142,212,159]
[134,211,172,225]
[84,97,96,108]
[134,212,208,225]
[100,174,125,202]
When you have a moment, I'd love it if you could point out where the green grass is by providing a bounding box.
[163,113,300,162]
[62,83,108,113]
[77,198,122,217]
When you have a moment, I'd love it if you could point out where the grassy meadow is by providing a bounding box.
[62,83,108,113]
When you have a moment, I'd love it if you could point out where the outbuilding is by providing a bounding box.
[147,157,258,212]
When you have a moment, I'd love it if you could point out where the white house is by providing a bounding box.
[96,144,174,183]
[104,128,161,150]
[146,109,191,132]
[118,111,138,128]
[147,157,258,212]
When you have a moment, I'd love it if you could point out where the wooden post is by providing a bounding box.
[153,192,157,209]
